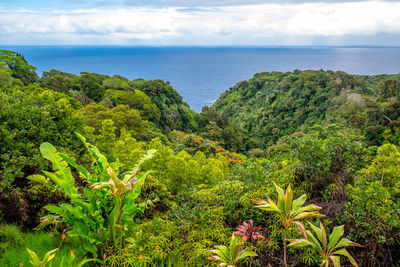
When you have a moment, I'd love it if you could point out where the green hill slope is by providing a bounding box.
[213,69,400,148]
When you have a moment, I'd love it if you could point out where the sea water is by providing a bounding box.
[4,46,400,112]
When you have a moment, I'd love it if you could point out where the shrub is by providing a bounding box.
[30,134,155,258]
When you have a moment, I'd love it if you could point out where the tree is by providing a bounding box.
[79,73,105,101]
[0,50,38,85]
[379,79,400,99]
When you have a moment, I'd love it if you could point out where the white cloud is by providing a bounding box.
[1,1,400,45]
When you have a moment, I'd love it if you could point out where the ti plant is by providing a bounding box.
[254,183,324,267]
[29,133,156,258]
[208,233,258,267]
[234,219,265,242]
[288,221,362,267]
[26,248,58,267]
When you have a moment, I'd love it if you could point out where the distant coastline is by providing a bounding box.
[3,46,400,112]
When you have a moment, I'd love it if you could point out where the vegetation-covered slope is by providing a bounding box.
[214,70,400,148]
[1,50,400,266]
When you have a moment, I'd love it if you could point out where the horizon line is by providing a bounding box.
[2,45,400,49]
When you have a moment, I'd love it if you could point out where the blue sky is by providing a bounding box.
[0,0,400,46]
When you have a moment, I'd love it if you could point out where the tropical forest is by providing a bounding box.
[1,49,400,267]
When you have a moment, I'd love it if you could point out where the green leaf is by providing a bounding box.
[215,246,230,264]
[294,211,321,220]
[45,205,67,217]
[26,248,40,266]
[327,225,344,251]
[305,229,322,251]
[292,194,306,211]
[287,239,316,248]
[274,183,285,197]
[27,175,48,184]
[284,184,293,213]
[40,143,65,171]
[75,132,88,148]
[333,248,359,267]
[277,196,286,214]
[58,154,89,178]
[294,221,307,239]
[229,234,242,263]
[108,197,120,246]
[254,203,280,213]
[308,222,323,244]
[329,255,341,267]
[320,222,328,250]
[76,258,100,267]
[335,238,363,250]
[41,248,58,267]
[238,249,258,262]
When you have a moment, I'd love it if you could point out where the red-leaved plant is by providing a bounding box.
[234,219,265,242]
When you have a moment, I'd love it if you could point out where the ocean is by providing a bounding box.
[3,46,400,112]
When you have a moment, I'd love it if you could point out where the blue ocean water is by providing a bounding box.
[3,46,400,112]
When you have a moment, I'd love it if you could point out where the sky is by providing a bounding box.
[0,0,400,46]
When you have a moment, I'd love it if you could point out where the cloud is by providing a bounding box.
[0,1,400,45]
[123,0,400,7]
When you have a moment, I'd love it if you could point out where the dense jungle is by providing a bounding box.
[1,50,400,266]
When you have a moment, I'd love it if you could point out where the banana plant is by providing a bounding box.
[29,133,156,258]
[26,248,58,267]
[288,221,362,267]
[254,183,324,267]
[208,233,257,267]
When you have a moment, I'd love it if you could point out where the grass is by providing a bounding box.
[0,225,88,267]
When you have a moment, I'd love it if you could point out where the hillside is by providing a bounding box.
[1,50,400,266]
[213,70,400,148]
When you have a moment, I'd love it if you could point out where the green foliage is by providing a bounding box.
[137,175,174,218]
[0,84,84,226]
[199,106,246,152]
[79,72,107,101]
[104,89,160,121]
[3,49,400,265]
[0,64,22,91]
[213,70,400,149]
[0,230,90,267]
[103,76,130,90]
[0,50,38,85]
[0,224,24,255]
[176,132,245,164]
[27,247,58,267]
[32,135,155,257]
[132,79,199,132]
[0,232,56,266]
[379,78,400,99]
[78,103,151,140]
[145,138,229,193]
[208,233,258,267]
[254,183,324,230]
[41,69,80,93]
[345,144,400,249]
[0,85,83,192]
[255,183,324,266]
[288,221,362,267]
